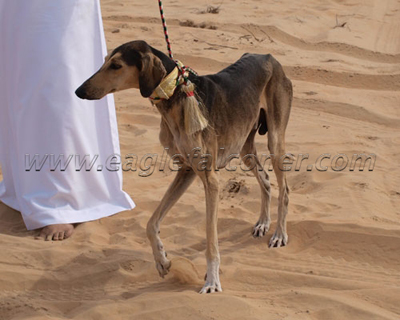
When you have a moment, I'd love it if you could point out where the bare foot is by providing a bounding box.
[36,224,75,241]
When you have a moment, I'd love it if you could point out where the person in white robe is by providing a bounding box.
[0,0,135,240]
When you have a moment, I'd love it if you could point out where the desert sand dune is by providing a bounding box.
[1,0,400,319]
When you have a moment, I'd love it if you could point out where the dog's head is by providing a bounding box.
[75,40,167,100]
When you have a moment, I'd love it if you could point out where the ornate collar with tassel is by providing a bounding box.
[149,60,208,135]
[149,60,189,104]
[152,2,207,134]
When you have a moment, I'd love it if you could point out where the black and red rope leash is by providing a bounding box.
[157,0,198,84]
[158,0,174,59]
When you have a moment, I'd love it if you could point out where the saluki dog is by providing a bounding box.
[76,40,292,294]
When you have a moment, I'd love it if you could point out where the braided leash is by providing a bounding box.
[157,0,198,84]
[158,0,173,59]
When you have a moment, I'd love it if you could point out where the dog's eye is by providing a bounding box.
[110,63,122,70]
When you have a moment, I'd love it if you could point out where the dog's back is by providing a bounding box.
[192,53,271,115]
[190,53,291,159]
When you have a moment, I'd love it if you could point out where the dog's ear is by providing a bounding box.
[139,53,167,98]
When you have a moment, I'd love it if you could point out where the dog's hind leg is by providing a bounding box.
[146,166,196,277]
[240,128,272,238]
[265,57,292,248]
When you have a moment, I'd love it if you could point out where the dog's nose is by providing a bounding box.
[75,86,88,99]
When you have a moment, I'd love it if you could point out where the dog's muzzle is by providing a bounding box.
[75,85,90,100]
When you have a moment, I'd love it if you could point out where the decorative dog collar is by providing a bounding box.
[149,60,192,104]
[149,66,179,103]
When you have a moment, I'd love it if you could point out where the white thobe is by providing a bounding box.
[0,0,135,230]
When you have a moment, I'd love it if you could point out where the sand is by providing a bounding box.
[1,0,400,319]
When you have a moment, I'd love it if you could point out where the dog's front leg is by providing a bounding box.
[198,170,222,294]
[146,167,196,277]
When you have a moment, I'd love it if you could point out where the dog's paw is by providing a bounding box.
[199,281,222,294]
[252,220,270,238]
[269,230,288,248]
[155,254,171,278]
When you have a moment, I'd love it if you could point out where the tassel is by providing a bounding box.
[181,81,208,135]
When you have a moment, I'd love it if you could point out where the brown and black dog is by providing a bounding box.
[76,40,292,293]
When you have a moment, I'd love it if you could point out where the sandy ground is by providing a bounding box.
[1,0,400,319]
